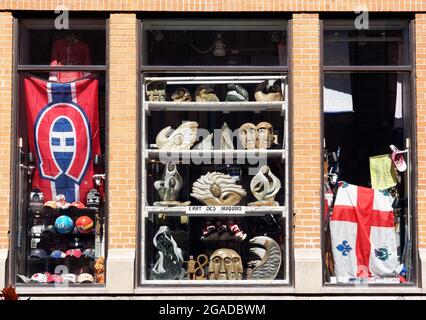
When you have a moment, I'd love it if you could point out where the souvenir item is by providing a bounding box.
[154,162,191,206]
[208,249,243,280]
[75,216,94,234]
[83,248,96,259]
[56,194,70,210]
[152,225,185,280]
[49,33,91,83]
[238,123,257,150]
[30,224,53,237]
[77,273,94,283]
[94,256,105,284]
[55,215,74,234]
[248,236,282,280]
[65,249,83,258]
[390,144,408,172]
[193,133,214,150]
[29,189,44,212]
[62,273,77,283]
[191,172,246,206]
[186,255,197,280]
[256,122,274,149]
[248,166,281,206]
[43,200,57,209]
[50,250,66,259]
[195,85,220,102]
[24,76,101,204]
[225,84,249,102]
[70,201,86,209]
[156,122,198,150]
[194,254,209,280]
[29,273,48,283]
[254,80,283,102]
[171,87,192,102]
[47,274,63,283]
[86,188,100,210]
[30,249,48,259]
[220,122,234,150]
[146,81,166,101]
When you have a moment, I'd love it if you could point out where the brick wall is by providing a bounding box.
[108,13,138,249]
[1,0,426,12]
[0,12,13,250]
[291,14,322,249]
[416,14,426,249]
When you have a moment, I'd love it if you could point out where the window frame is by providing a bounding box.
[320,18,418,287]
[8,16,110,288]
[137,18,294,292]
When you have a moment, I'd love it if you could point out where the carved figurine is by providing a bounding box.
[152,225,185,280]
[225,84,249,102]
[195,85,220,102]
[193,133,214,150]
[248,165,281,206]
[208,248,243,280]
[94,256,105,284]
[156,121,198,150]
[147,81,166,101]
[220,122,234,150]
[256,122,274,149]
[238,123,257,150]
[248,236,282,280]
[191,172,246,206]
[154,162,191,206]
[254,80,283,102]
[186,255,196,280]
[171,87,192,102]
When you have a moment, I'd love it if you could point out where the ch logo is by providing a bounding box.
[34,101,91,197]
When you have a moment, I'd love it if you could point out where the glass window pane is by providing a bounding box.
[322,72,414,284]
[144,21,287,66]
[323,20,409,66]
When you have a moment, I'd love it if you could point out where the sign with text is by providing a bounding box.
[186,206,245,215]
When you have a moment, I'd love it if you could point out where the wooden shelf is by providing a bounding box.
[145,206,287,217]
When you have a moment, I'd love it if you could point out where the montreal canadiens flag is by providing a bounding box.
[330,182,403,280]
[24,76,100,203]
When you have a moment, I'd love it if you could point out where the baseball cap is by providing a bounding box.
[62,273,77,283]
[43,200,57,209]
[50,250,66,259]
[83,248,96,259]
[47,273,62,283]
[65,249,82,258]
[30,273,48,283]
[77,273,94,283]
[30,248,48,259]
[70,201,86,209]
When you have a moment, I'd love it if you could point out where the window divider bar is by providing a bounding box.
[323,65,412,72]
[17,65,107,72]
[140,66,289,73]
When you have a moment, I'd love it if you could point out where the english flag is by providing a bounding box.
[24,76,100,203]
[330,182,403,280]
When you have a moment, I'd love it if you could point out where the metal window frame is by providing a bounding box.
[320,18,418,288]
[8,17,110,289]
[137,18,294,292]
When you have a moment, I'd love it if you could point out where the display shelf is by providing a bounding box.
[145,206,287,217]
[144,149,286,159]
[144,101,286,114]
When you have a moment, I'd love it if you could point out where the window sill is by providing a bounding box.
[321,283,421,295]
[15,284,107,295]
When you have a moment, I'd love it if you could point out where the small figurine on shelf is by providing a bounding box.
[186,255,196,280]
[191,172,246,206]
[225,84,249,102]
[208,249,243,280]
[29,188,44,213]
[146,81,166,101]
[86,188,101,210]
[220,122,234,150]
[238,123,257,150]
[94,256,105,284]
[154,162,191,207]
[195,85,220,102]
[155,122,199,150]
[256,122,274,149]
[254,80,283,102]
[55,194,70,210]
[248,236,282,280]
[171,87,192,102]
[248,165,281,206]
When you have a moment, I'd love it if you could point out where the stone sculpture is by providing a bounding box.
[156,121,198,150]
[195,84,220,102]
[248,236,282,280]
[238,123,258,150]
[248,165,281,206]
[254,80,283,102]
[191,172,246,206]
[154,162,191,206]
[256,122,274,149]
[171,87,192,102]
[220,122,234,150]
[193,133,214,150]
[208,248,243,280]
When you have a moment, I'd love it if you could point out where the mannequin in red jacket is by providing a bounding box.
[49,33,91,83]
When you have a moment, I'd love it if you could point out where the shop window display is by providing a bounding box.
[141,20,289,284]
[322,20,414,285]
[13,19,107,285]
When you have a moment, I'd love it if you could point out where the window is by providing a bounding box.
[140,20,290,285]
[322,19,415,285]
[12,18,107,286]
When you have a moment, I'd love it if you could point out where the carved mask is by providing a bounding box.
[238,123,257,150]
[256,122,273,149]
[208,248,243,280]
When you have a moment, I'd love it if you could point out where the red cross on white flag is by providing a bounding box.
[330,182,403,281]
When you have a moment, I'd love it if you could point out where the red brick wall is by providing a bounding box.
[291,14,322,249]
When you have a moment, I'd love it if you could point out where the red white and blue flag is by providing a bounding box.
[24,76,100,203]
[330,182,403,280]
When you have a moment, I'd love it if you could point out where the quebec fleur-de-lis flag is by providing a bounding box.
[330,182,403,281]
[24,76,100,203]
